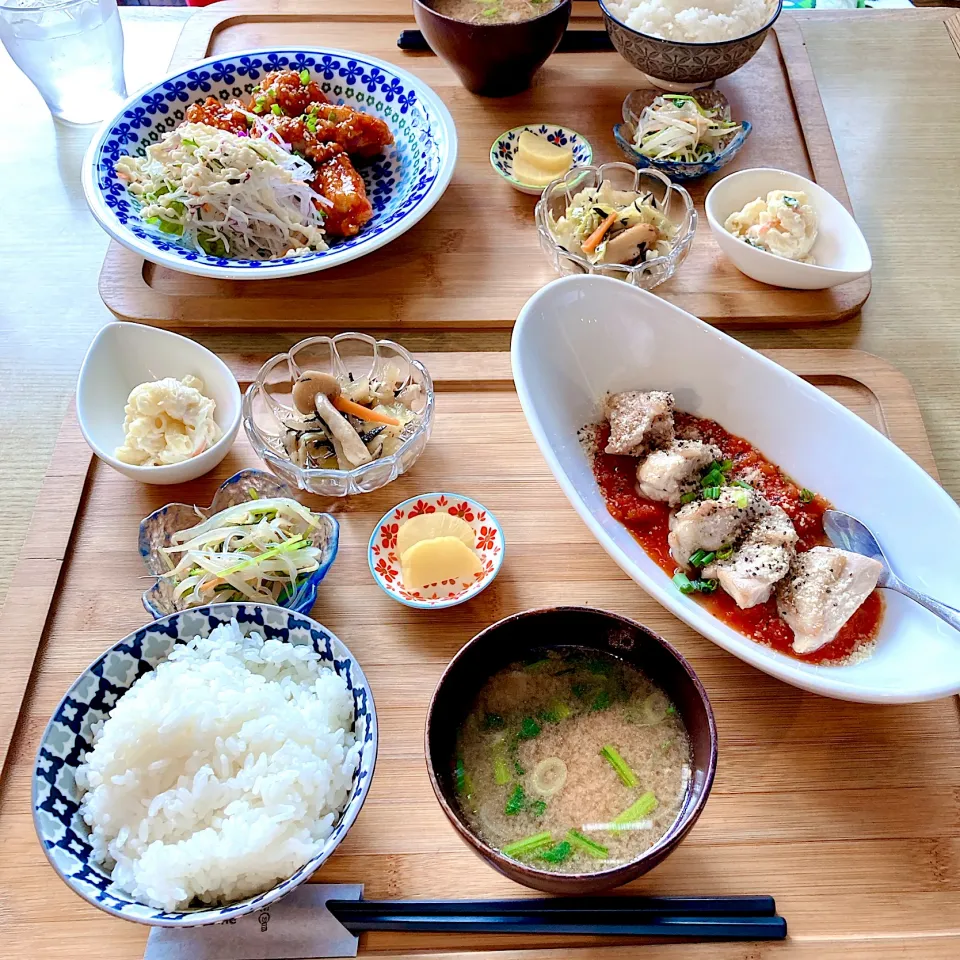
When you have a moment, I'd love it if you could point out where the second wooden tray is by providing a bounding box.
[2,349,958,960]
[97,1,870,330]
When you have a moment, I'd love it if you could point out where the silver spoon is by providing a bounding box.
[823,509,960,633]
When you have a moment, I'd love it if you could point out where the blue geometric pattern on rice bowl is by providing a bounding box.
[83,48,457,279]
[32,602,377,927]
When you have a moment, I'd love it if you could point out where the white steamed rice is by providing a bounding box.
[76,620,360,911]
[606,0,770,43]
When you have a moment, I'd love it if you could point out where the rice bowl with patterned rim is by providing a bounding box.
[33,603,377,926]
[605,0,771,42]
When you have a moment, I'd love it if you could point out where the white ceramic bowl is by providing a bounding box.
[511,275,960,704]
[77,323,241,485]
[705,168,871,289]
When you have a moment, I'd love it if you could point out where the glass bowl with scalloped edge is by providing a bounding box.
[243,333,435,497]
[535,162,696,291]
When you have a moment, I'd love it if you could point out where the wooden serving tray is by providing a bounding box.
[2,349,958,959]
[97,0,870,330]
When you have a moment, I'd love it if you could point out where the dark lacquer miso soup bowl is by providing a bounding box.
[425,606,717,894]
[412,0,572,97]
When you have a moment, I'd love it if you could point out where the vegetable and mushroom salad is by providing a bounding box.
[284,365,421,472]
[633,94,743,164]
[548,181,678,268]
[453,648,692,874]
[157,492,330,608]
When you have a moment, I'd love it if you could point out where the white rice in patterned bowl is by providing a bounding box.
[605,0,771,43]
[75,619,362,912]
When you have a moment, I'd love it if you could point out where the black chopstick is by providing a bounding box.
[328,910,786,940]
[326,898,787,941]
[397,28,614,54]
[330,895,776,917]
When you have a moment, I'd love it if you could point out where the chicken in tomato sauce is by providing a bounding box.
[582,390,884,665]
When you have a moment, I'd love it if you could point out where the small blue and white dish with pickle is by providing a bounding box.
[82,47,457,280]
[490,123,593,195]
[613,89,751,182]
[139,468,339,619]
[32,602,377,927]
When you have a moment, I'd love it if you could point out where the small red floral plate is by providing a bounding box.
[368,492,505,609]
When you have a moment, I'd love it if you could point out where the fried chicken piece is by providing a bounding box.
[250,69,329,118]
[311,151,373,238]
[306,102,394,158]
[262,116,343,165]
[185,96,249,135]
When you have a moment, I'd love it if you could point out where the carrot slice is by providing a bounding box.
[581,212,617,255]
[332,395,401,425]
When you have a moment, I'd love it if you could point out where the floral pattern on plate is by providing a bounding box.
[83,47,457,279]
[368,493,504,609]
[489,124,593,196]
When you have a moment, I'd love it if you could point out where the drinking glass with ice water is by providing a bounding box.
[0,0,126,124]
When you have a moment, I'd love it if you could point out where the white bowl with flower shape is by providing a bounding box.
[368,493,505,609]
[76,322,242,485]
[705,167,872,290]
[243,333,434,497]
[33,602,377,926]
[511,274,960,704]
[535,162,696,291]
[81,47,457,279]
[489,123,593,196]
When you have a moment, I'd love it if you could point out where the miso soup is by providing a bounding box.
[430,0,563,26]
[453,648,692,874]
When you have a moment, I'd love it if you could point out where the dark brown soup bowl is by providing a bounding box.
[425,606,717,894]
[412,0,572,97]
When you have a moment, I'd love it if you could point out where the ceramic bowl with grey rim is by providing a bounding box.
[32,602,377,927]
[599,0,782,90]
[138,468,339,618]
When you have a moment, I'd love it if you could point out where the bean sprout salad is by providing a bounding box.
[157,494,328,608]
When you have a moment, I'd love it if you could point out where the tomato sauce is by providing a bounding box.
[591,415,883,665]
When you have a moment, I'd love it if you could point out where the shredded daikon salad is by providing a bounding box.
[633,95,742,163]
[158,494,327,608]
[116,121,329,260]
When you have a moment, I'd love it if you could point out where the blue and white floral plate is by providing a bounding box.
[138,468,339,619]
[32,603,377,927]
[490,124,593,196]
[82,48,458,280]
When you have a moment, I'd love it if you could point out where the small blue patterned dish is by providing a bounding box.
[613,89,751,182]
[139,468,339,619]
[490,124,593,196]
[32,602,377,927]
[82,47,457,280]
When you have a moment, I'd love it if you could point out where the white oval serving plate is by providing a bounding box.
[511,275,960,703]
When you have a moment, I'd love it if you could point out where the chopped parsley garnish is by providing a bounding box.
[538,840,573,864]
[673,570,718,595]
[518,716,541,740]
[505,784,526,816]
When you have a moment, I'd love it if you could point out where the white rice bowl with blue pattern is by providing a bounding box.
[33,603,377,926]
[75,620,356,911]
[82,48,457,280]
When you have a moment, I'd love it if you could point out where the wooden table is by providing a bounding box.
[1,4,960,957]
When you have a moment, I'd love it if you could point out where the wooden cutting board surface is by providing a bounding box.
[1,349,957,959]
[98,1,870,329]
